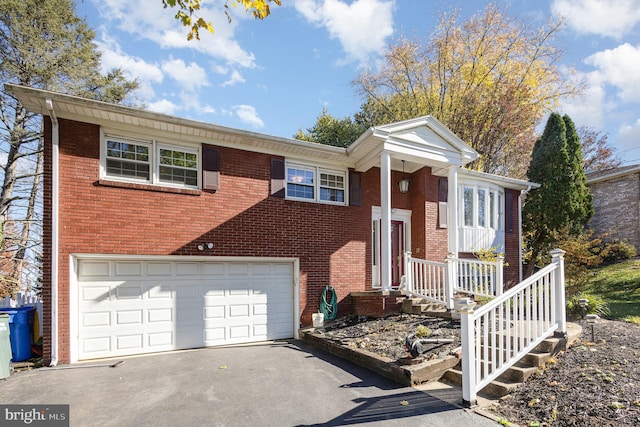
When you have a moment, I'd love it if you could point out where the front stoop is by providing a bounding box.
[402,297,453,318]
[440,322,583,398]
[303,331,458,386]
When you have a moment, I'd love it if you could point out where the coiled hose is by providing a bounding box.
[319,285,338,321]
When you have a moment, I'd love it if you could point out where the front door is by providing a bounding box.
[371,207,411,289]
[391,220,404,286]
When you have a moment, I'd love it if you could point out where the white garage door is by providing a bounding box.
[77,258,295,360]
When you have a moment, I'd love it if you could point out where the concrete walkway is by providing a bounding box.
[0,340,497,426]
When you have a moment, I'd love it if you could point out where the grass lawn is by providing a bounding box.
[582,258,640,321]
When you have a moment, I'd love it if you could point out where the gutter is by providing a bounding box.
[45,98,59,367]
[518,186,532,282]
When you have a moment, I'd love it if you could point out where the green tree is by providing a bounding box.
[523,113,593,276]
[0,0,138,297]
[564,114,593,235]
[294,109,368,148]
[352,4,581,178]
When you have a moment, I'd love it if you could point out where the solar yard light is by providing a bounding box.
[578,298,589,319]
[586,314,599,342]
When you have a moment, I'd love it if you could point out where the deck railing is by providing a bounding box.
[404,252,504,309]
[459,249,567,406]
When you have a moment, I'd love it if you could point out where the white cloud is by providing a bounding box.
[221,70,246,87]
[92,0,256,68]
[295,0,395,65]
[148,99,179,115]
[616,119,640,161]
[559,70,609,128]
[94,34,164,100]
[551,0,640,39]
[161,58,209,92]
[585,43,640,103]
[233,105,264,128]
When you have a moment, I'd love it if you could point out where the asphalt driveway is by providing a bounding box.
[0,340,497,426]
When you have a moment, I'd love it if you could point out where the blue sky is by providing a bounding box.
[76,0,640,166]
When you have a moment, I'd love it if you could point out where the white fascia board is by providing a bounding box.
[6,84,353,167]
[457,168,540,190]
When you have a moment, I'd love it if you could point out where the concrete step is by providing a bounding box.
[402,298,450,317]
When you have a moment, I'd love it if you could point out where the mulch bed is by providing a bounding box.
[316,314,640,426]
[492,318,640,426]
[317,313,461,361]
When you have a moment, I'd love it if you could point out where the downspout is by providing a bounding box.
[45,99,59,366]
[518,186,531,282]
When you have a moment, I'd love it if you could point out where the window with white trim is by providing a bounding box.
[286,162,346,205]
[460,184,504,231]
[105,139,151,181]
[102,135,200,189]
[158,145,198,187]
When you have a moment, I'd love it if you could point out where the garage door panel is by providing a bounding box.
[115,261,143,276]
[117,334,143,350]
[117,310,143,325]
[82,311,111,327]
[78,259,295,360]
[147,308,172,323]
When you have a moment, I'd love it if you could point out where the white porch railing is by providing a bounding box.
[404,255,449,306]
[404,252,504,309]
[460,249,567,406]
[453,255,503,298]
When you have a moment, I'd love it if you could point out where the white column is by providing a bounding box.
[380,151,392,290]
[447,166,459,256]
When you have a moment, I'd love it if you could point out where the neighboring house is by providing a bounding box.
[587,164,640,251]
[8,84,537,364]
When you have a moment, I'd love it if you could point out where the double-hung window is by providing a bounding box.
[103,134,200,189]
[158,145,198,187]
[105,139,151,182]
[286,162,346,205]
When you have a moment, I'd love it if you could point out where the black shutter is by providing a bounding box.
[271,158,285,198]
[349,169,362,206]
[505,191,514,233]
[202,144,220,192]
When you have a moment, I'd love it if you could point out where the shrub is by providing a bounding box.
[566,293,610,318]
[598,240,637,264]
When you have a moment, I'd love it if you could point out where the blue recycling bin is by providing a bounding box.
[0,307,35,362]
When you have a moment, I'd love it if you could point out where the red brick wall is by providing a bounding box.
[46,118,375,362]
[504,188,521,286]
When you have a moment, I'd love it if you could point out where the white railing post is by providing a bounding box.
[404,251,413,296]
[496,254,504,296]
[445,253,456,309]
[460,309,476,407]
[550,248,566,335]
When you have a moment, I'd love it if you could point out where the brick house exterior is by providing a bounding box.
[9,85,535,364]
[587,165,640,250]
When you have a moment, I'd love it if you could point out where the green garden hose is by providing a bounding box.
[320,285,338,321]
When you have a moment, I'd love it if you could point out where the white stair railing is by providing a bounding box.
[460,249,567,406]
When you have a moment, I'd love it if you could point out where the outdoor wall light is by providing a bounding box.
[399,160,410,193]
[197,243,214,251]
